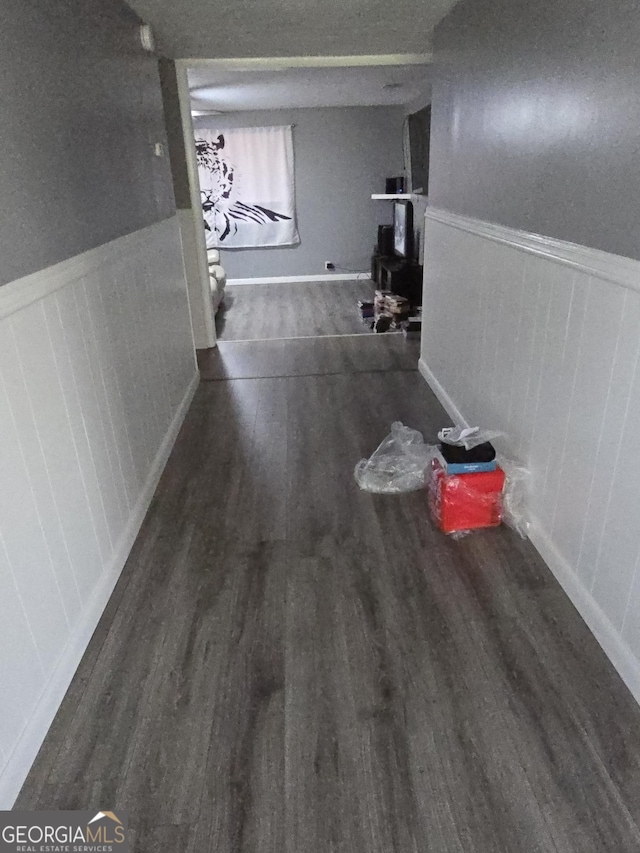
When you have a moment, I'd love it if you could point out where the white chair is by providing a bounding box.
[206,249,226,314]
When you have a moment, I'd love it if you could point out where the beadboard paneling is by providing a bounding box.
[420,208,640,705]
[0,216,198,807]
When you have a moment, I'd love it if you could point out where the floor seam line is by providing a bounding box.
[199,367,420,382]
[217,333,403,344]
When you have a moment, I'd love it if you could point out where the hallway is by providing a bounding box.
[17,331,640,852]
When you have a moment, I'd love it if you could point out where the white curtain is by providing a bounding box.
[195,125,299,249]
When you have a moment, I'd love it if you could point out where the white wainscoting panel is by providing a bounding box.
[0,216,198,807]
[420,207,640,706]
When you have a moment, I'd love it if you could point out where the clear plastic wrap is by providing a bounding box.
[355,422,530,537]
[427,459,504,534]
[354,422,436,494]
[497,457,530,538]
[427,456,530,538]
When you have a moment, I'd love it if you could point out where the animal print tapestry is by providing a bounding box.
[195,125,299,249]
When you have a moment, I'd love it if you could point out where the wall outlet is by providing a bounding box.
[325,261,335,270]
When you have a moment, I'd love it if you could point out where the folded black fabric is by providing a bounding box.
[439,441,496,464]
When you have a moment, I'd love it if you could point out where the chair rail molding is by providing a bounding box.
[425,207,640,293]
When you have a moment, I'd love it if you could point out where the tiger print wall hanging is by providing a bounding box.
[195,125,299,249]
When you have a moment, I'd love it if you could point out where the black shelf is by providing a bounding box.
[371,253,423,305]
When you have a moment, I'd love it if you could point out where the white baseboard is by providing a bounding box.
[418,357,469,428]
[0,371,199,808]
[528,522,640,707]
[418,355,640,708]
[227,273,371,286]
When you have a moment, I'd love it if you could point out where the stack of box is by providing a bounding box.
[374,289,392,315]
[373,290,411,331]
[385,294,411,321]
[428,434,505,534]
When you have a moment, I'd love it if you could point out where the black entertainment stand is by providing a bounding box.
[371,253,423,305]
[371,196,423,305]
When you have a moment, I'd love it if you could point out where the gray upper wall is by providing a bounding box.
[429,0,640,261]
[193,106,405,279]
[0,0,175,287]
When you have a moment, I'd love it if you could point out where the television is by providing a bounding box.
[393,200,413,259]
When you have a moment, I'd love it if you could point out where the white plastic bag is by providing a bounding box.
[438,425,505,450]
[354,422,436,494]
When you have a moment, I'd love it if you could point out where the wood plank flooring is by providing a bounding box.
[216,279,378,341]
[197,334,419,381]
[17,334,640,853]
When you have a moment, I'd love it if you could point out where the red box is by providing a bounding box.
[428,459,505,534]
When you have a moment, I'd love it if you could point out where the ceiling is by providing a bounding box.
[188,63,433,113]
[126,0,459,59]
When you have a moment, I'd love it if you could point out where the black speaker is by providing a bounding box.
[385,176,405,194]
[377,225,394,256]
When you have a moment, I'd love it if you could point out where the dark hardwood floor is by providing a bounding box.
[17,333,640,852]
[197,334,419,381]
[216,279,380,341]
